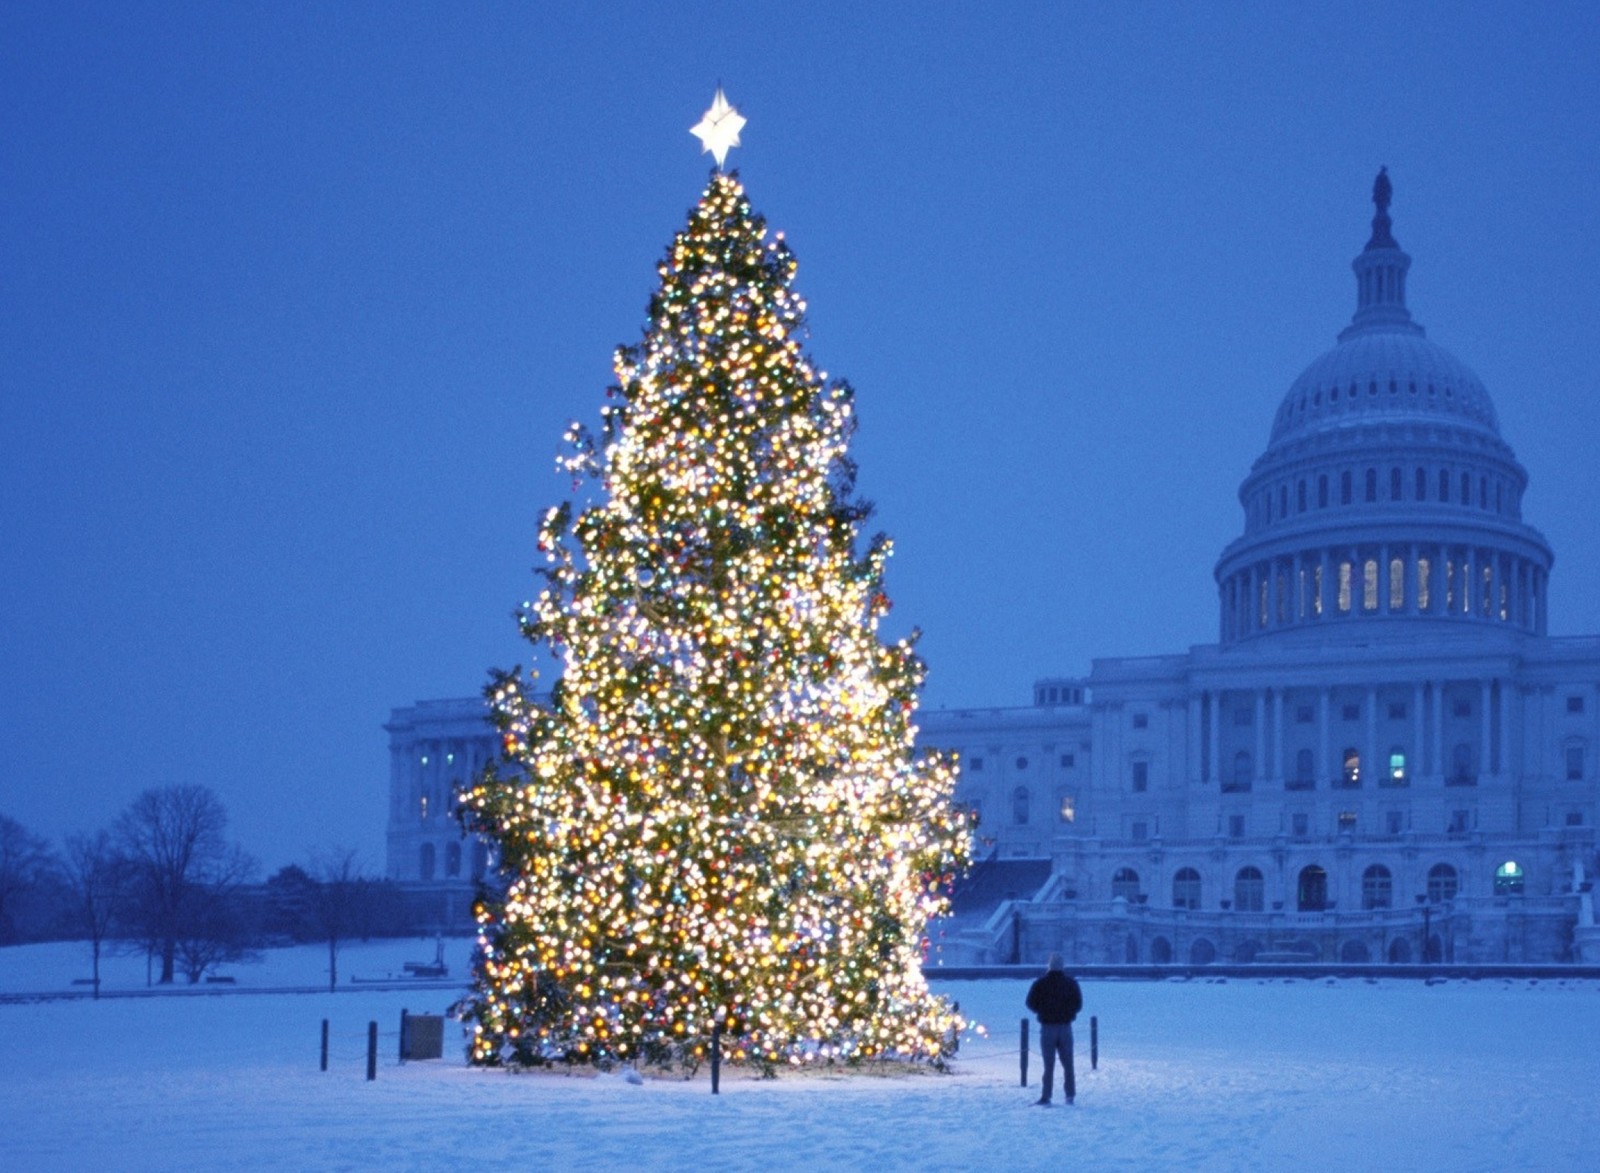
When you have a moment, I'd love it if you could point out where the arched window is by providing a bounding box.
[419,842,436,881]
[1494,860,1525,895]
[1150,936,1173,964]
[1111,867,1141,901]
[1279,485,1288,519]
[1387,747,1407,786]
[1361,864,1393,909]
[1390,467,1403,500]
[1450,743,1474,786]
[1318,474,1329,508]
[1342,748,1361,788]
[1293,748,1314,789]
[1415,467,1427,500]
[1341,470,1352,505]
[1234,866,1265,912]
[1389,557,1404,610]
[1297,865,1328,911]
[1338,560,1353,612]
[1460,471,1470,503]
[1173,867,1202,910]
[1012,786,1030,825]
[1363,558,1379,611]
[445,841,462,877]
[1439,469,1450,502]
[1365,468,1378,502]
[1297,479,1306,512]
[1427,863,1459,902]
[1230,751,1253,792]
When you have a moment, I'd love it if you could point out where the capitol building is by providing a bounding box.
[386,173,1599,966]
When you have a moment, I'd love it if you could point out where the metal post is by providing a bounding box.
[710,1021,722,1095]
[1090,1015,1098,1071]
[320,1019,329,1072]
[366,1021,378,1081]
[399,1009,409,1064]
[1020,1018,1030,1088]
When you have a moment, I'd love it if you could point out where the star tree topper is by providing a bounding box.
[690,86,746,168]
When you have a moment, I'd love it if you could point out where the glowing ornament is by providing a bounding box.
[690,87,746,169]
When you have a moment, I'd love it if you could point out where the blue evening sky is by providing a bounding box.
[4,3,1597,869]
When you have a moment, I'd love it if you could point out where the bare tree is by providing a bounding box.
[308,848,376,992]
[63,831,130,998]
[0,814,58,944]
[115,785,255,983]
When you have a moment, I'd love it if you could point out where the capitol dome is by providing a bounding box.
[1213,170,1553,645]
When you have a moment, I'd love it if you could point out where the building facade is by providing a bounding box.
[387,173,1600,964]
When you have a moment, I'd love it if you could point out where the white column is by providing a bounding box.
[1209,691,1221,785]
[1432,680,1446,780]
[1366,685,1379,787]
[1272,688,1285,782]
[1254,691,1266,782]
[1480,679,1494,778]
[1318,688,1331,785]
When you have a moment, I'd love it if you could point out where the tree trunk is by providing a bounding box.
[161,939,176,984]
[328,936,338,992]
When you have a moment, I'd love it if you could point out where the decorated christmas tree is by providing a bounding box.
[458,98,970,1072]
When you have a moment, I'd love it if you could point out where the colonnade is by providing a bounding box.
[1221,543,1547,642]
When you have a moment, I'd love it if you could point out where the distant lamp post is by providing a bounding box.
[1416,894,1433,963]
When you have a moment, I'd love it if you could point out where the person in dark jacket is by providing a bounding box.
[1025,952,1083,1106]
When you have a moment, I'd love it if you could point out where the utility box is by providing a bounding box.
[400,1012,445,1061]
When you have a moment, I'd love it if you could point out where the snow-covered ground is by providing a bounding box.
[1,940,1595,1171]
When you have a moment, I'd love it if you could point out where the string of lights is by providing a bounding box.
[457,171,972,1072]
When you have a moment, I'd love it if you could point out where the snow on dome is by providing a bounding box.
[1269,329,1500,447]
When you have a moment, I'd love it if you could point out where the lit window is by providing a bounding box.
[1363,559,1379,612]
[1445,559,1456,611]
[1342,748,1361,787]
[1389,557,1404,610]
[1388,749,1407,785]
[1338,561,1353,613]
[1482,566,1494,617]
[1313,564,1324,615]
[1494,861,1525,896]
[1059,794,1076,823]
[419,794,430,820]
[1417,558,1431,610]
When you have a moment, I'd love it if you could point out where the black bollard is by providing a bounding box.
[1091,1015,1098,1071]
[320,1019,329,1072]
[710,1021,722,1095]
[399,1009,409,1065]
[366,1020,378,1081]
[1020,1018,1030,1088]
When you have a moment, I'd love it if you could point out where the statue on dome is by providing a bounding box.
[1373,166,1392,212]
